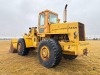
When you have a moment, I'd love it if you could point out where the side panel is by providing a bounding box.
[24,28,38,48]
[59,41,77,52]
[24,37,38,48]
[49,22,80,42]
[49,22,85,42]
[50,23,68,34]
[24,37,33,48]
[59,41,89,55]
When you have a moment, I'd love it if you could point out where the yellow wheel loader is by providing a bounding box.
[9,4,89,68]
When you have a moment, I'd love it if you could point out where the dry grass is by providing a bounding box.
[0,40,100,75]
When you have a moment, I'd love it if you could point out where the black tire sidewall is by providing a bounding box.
[38,39,62,68]
[17,38,27,56]
[38,40,55,68]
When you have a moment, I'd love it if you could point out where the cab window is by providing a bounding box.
[49,13,57,24]
[40,14,45,26]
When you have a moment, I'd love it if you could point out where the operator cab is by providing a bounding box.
[38,10,59,33]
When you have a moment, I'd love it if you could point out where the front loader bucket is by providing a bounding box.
[9,39,18,53]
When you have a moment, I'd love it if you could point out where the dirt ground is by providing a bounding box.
[0,40,100,75]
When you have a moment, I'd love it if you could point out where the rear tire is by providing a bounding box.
[63,54,77,60]
[17,38,29,56]
[38,39,62,68]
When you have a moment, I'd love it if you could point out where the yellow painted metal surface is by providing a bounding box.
[24,37,33,48]
[24,27,38,48]
[77,41,89,55]
[50,22,79,42]
[59,41,89,55]
[11,39,18,49]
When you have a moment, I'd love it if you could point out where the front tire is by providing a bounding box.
[63,54,77,60]
[38,39,62,68]
[17,38,29,56]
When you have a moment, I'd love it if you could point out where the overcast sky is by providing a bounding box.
[0,0,100,37]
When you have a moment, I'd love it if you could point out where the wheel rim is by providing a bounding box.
[40,46,50,61]
[18,43,22,52]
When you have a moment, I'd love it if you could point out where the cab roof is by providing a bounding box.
[39,9,58,16]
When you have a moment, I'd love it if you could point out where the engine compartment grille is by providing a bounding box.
[78,23,85,41]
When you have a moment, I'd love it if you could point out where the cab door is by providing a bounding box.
[38,13,45,33]
[38,11,50,33]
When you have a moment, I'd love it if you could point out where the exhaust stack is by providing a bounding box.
[63,4,68,23]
